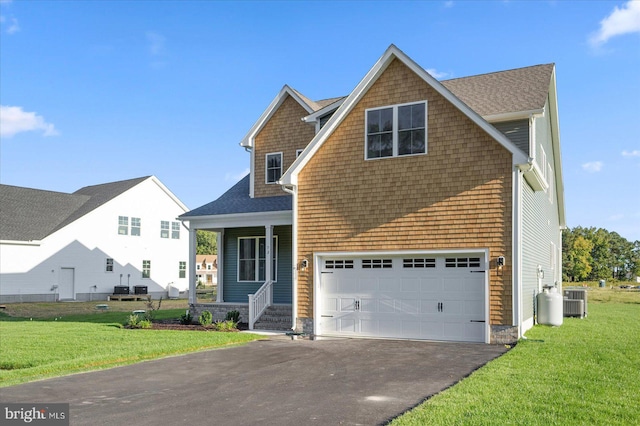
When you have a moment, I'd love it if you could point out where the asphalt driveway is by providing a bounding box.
[1,336,509,425]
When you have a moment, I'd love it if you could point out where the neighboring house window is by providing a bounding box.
[131,217,141,236]
[366,101,427,159]
[179,261,186,279]
[265,152,282,184]
[142,260,151,279]
[118,216,129,235]
[207,264,212,270]
[171,221,180,239]
[105,258,114,272]
[238,236,278,282]
[160,221,170,238]
[196,264,201,270]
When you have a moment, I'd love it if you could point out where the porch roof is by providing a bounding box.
[180,175,292,218]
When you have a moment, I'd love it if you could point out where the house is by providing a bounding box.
[196,254,218,285]
[180,45,564,343]
[0,176,189,302]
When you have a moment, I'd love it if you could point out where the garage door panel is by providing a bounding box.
[360,298,377,313]
[401,278,420,292]
[378,298,395,313]
[379,278,400,292]
[340,298,356,312]
[398,299,419,314]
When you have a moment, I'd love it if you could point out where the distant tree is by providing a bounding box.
[562,226,638,281]
[567,235,593,281]
[196,230,217,255]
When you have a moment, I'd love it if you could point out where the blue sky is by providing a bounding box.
[1,0,639,241]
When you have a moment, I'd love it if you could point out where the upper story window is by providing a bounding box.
[131,217,141,236]
[171,221,180,239]
[366,101,427,160]
[118,216,128,235]
[265,152,282,184]
[142,260,151,279]
[105,258,114,272]
[160,221,170,238]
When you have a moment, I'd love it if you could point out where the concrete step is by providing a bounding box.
[253,305,292,331]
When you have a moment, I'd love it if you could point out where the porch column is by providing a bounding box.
[216,230,224,302]
[188,227,197,305]
[265,225,273,304]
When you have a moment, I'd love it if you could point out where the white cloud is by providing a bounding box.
[5,15,18,33]
[444,1,454,8]
[589,0,640,47]
[146,31,166,56]
[582,161,603,173]
[622,149,640,157]
[0,105,58,138]
[225,168,250,182]
[426,68,450,79]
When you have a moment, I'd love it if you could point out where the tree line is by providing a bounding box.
[563,226,639,282]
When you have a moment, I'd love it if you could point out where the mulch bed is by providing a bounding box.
[148,319,248,331]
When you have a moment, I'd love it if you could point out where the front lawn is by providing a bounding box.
[392,298,640,425]
[0,308,262,387]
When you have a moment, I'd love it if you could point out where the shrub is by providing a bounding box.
[199,310,213,327]
[126,315,152,329]
[144,297,162,321]
[214,320,237,332]
[225,310,240,323]
[179,311,193,325]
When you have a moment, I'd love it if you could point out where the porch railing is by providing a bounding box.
[248,280,273,330]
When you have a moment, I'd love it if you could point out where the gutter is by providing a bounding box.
[281,183,298,332]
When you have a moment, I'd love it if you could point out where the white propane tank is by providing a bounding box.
[537,287,563,326]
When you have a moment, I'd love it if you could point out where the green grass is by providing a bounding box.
[392,299,640,425]
[0,307,262,387]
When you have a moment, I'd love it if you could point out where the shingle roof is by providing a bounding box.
[0,177,150,241]
[180,175,291,218]
[441,63,554,117]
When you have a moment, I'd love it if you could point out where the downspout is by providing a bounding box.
[245,146,254,198]
[281,183,297,331]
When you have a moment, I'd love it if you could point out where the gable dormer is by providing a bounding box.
[240,86,317,198]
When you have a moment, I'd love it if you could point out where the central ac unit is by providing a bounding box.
[563,299,585,318]
[563,288,588,317]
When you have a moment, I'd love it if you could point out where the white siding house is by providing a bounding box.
[0,176,189,302]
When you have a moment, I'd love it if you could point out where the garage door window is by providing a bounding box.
[403,258,436,268]
[325,260,354,269]
[362,259,392,269]
[445,257,481,268]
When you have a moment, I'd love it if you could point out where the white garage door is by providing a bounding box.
[317,254,487,342]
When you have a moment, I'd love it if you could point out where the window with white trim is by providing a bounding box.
[547,163,554,203]
[539,146,548,181]
[142,260,151,279]
[118,216,128,235]
[105,258,114,272]
[171,221,180,239]
[131,217,141,236]
[366,101,427,159]
[160,221,170,238]
[179,261,186,279]
[265,152,282,184]
[238,236,278,282]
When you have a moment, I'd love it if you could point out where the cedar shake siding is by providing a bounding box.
[296,59,514,326]
[254,95,316,198]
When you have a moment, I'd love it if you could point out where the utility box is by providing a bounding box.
[134,285,148,295]
[114,286,129,295]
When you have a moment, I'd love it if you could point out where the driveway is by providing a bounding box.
[0,336,508,425]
